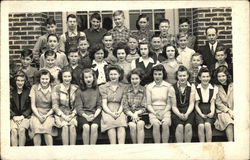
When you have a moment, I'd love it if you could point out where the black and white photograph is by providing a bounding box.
[1,1,249,159]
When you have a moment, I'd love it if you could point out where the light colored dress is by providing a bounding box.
[146,81,173,126]
[52,83,78,128]
[214,83,234,131]
[162,60,180,85]
[99,82,127,132]
[29,84,57,138]
[115,60,131,84]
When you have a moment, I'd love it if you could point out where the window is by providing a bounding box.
[76,11,113,31]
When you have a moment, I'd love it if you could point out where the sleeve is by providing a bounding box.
[122,90,130,114]
[96,88,102,110]
[75,89,85,116]
[139,90,147,113]
[59,34,65,52]
[212,85,218,100]
[131,59,136,70]
[99,84,108,99]
[215,91,230,113]
[29,85,35,98]
[195,88,200,101]
[146,85,152,106]
[22,91,32,118]
[33,36,43,57]
[62,52,69,67]
[51,86,63,116]
[10,98,17,119]
[39,54,45,69]
[168,86,176,98]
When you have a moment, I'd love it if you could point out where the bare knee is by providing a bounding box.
[129,122,136,130]
[204,123,211,130]
[137,121,145,130]
[198,124,205,130]
[11,129,18,136]
[185,124,192,131]
[83,124,90,131]
[91,124,98,131]
[152,122,160,129]
[162,122,170,129]
[18,127,26,135]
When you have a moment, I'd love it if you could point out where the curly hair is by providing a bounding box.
[127,68,145,84]
[113,42,130,58]
[176,65,190,82]
[149,64,167,82]
[35,69,55,84]
[106,64,124,82]
[162,44,179,59]
[12,70,30,90]
[213,65,233,85]
[89,43,109,60]
[78,68,97,91]
[196,66,211,84]
[58,66,73,83]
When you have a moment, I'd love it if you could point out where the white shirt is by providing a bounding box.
[209,41,218,53]
[131,57,158,69]
[195,83,218,103]
[177,47,195,69]
[92,60,108,85]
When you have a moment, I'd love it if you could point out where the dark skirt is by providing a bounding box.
[172,106,195,129]
[77,114,101,131]
[195,103,214,125]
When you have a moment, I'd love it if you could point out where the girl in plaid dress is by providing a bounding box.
[122,68,146,143]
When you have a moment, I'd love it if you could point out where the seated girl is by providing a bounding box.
[75,68,102,145]
[52,67,78,145]
[99,65,127,144]
[10,70,32,146]
[146,64,174,143]
[214,66,234,141]
[171,66,196,143]
[29,69,57,145]
[122,68,146,144]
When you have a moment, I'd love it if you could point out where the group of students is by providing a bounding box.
[10,10,234,146]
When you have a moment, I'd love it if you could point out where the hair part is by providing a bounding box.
[36,69,55,84]
[162,44,179,59]
[58,66,73,83]
[150,64,167,82]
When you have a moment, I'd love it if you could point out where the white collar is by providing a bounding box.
[197,83,214,89]
[215,62,228,68]
[68,29,77,36]
[92,60,108,65]
[177,81,191,88]
[138,57,154,63]
[38,84,52,92]
[152,80,170,87]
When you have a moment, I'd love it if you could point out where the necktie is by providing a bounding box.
[211,45,215,55]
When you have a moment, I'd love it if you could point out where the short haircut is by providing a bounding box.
[159,19,170,25]
[191,52,203,61]
[113,42,130,58]
[79,68,97,91]
[106,64,124,82]
[90,12,101,21]
[138,42,154,57]
[21,48,33,59]
[102,32,113,40]
[67,45,79,56]
[179,17,190,25]
[89,43,109,60]
[127,68,145,84]
[150,34,161,42]
[162,44,179,59]
[113,10,125,18]
[196,66,211,83]
[36,68,55,84]
[58,66,73,83]
[176,65,190,81]
[205,26,218,35]
[213,65,233,85]
[46,17,56,25]
[67,14,77,21]
[78,36,88,44]
[215,45,230,56]
[44,50,57,59]
[150,64,167,81]
[12,70,30,90]
[136,14,149,30]
[176,33,188,40]
[47,34,59,42]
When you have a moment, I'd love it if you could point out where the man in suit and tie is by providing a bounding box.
[198,26,225,68]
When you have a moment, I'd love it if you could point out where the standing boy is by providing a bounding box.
[59,14,86,56]
[150,35,166,62]
[33,17,58,68]
[102,32,117,64]
[84,12,107,47]
[108,10,130,45]
[176,33,195,69]
[158,19,176,47]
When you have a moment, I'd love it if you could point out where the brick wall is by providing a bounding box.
[9,12,63,65]
[192,7,232,49]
